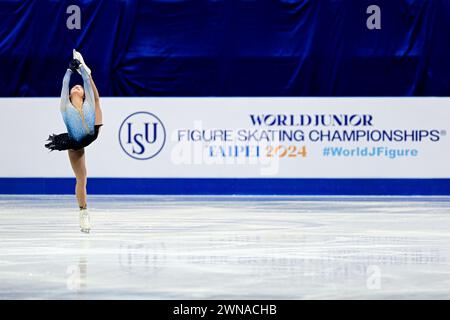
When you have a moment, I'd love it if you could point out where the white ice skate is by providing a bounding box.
[73,49,91,76]
[79,208,91,233]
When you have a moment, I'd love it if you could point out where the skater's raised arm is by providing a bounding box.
[60,69,72,112]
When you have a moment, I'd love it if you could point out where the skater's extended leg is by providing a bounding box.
[68,148,87,208]
[68,148,91,233]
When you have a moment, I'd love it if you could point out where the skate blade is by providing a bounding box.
[80,228,90,234]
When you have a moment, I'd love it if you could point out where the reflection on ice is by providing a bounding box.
[0,195,449,299]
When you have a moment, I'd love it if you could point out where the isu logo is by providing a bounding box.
[119,112,166,160]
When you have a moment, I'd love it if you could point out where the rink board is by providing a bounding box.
[0,97,449,195]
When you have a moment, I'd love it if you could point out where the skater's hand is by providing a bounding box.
[68,59,81,73]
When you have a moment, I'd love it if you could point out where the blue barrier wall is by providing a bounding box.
[1,0,450,97]
[2,178,450,196]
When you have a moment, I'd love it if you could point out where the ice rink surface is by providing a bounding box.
[0,195,449,300]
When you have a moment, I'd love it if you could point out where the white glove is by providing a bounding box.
[73,49,91,76]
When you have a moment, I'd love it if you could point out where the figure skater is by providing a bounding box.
[45,50,103,233]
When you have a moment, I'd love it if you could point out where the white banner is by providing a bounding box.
[0,98,449,178]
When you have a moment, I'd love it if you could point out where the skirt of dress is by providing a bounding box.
[45,124,102,151]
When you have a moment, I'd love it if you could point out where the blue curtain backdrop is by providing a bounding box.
[0,0,449,97]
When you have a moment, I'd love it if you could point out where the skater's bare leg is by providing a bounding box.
[68,148,87,208]
[89,77,103,126]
